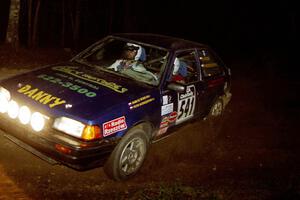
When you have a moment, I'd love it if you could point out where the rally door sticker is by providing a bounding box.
[102,116,127,137]
[176,85,196,124]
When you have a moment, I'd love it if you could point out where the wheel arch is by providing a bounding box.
[126,120,154,142]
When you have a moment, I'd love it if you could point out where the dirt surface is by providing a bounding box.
[0,46,299,199]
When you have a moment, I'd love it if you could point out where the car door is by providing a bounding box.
[157,50,204,137]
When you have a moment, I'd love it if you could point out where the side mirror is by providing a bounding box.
[167,82,185,93]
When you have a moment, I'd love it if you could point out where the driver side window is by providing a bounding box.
[171,51,199,84]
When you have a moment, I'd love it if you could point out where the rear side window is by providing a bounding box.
[198,49,223,78]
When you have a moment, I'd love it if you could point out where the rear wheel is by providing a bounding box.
[207,98,224,136]
[209,98,223,117]
[104,126,149,180]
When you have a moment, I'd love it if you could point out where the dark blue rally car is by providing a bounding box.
[0,33,231,180]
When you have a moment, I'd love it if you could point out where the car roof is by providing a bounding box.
[112,33,208,51]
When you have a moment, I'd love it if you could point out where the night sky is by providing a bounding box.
[0,0,298,62]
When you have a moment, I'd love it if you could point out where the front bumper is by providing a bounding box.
[0,115,117,171]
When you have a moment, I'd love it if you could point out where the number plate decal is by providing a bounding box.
[176,85,196,124]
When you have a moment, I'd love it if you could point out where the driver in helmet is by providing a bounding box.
[108,43,147,72]
[108,42,158,82]
[171,57,188,83]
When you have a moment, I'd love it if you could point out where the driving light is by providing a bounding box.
[0,96,9,113]
[19,106,31,124]
[0,87,11,113]
[0,87,11,101]
[8,100,19,119]
[53,117,85,138]
[31,112,45,132]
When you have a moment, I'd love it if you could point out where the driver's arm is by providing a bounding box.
[133,63,158,81]
[107,60,122,71]
[131,63,147,72]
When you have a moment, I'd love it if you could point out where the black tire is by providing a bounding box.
[104,126,149,181]
[209,98,223,118]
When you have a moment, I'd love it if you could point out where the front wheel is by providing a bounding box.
[104,127,149,180]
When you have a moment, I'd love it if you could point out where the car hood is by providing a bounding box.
[0,63,155,122]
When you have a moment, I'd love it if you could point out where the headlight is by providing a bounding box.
[53,117,85,138]
[31,112,46,132]
[53,117,101,140]
[0,87,11,113]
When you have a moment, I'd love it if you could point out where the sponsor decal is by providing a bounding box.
[102,116,127,137]
[163,95,168,105]
[160,117,169,128]
[55,72,100,90]
[17,84,66,108]
[128,95,155,110]
[176,85,196,124]
[162,95,172,105]
[179,86,194,99]
[52,66,128,93]
[168,111,177,123]
[38,74,97,97]
[74,78,99,90]
[156,112,177,137]
[157,117,169,136]
[161,103,173,116]
[157,127,168,136]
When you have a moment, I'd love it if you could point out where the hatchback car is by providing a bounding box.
[0,33,231,180]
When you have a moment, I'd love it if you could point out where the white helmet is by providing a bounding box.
[126,43,146,61]
[173,57,180,75]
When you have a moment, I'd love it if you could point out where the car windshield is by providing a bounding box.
[74,37,169,86]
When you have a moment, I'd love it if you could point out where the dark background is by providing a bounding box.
[0,0,298,61]
[0,1,299,199]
